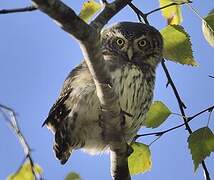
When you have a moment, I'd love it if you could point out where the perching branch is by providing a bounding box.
[0,5,37,14]
[0,104,42,180]
[30,0,132,179]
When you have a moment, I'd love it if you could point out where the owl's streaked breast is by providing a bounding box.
[110,62,155,140]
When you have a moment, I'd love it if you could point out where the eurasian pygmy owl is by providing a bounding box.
[43,22,163,164]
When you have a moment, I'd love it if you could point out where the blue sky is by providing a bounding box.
[0,0,213,180]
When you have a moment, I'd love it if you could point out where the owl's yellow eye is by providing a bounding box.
[116,38,125,46]
[138,39,147,47]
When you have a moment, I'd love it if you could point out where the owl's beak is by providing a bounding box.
[127,47,133,60]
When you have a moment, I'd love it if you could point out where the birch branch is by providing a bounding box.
[31,0,132,179]
[0,5,37,14]
[0,104,42,180]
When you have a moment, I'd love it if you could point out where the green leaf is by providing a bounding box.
[128,142,152,175]
[159,0,183,25]
[161,25,198,66]
[202,9,214,47]
[65,172,81,180]
[79,0,102,22]
[143,101,171,128]
[7,161,42,180]
[188,127,214,171]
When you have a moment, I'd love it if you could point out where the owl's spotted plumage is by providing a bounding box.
[43,22,163,164]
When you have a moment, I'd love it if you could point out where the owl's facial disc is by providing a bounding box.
[101,22,163,67]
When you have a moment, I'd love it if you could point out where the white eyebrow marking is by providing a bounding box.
[134,35,147,42]
[113,29,126,39]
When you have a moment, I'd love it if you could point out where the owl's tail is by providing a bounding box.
[53,138,72,165]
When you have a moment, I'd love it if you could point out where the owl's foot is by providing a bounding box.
[127,144,134,156]
[120,109,133,126]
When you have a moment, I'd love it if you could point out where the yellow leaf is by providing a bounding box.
[65,172,81,180]
[79,0,102,22]
[7,161,42,180]
[128,143,152,175]
[159,0,183,25]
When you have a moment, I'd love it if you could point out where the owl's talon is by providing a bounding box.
[120,109,133,126]
[121,110,133,117]
[127,144,134,156]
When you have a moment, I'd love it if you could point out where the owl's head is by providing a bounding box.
[101,22,163,68]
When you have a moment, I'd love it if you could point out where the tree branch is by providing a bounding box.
[134,105,214,141]
[188,105,214,121]
[31,0,133,179]
[0,104,42,180]
[128,1,192,24]
[0,5,37,14]
[128,2,148,24]
[91,0,132,30]
[161,60,211,180]
[146,1,192,16]
[161,60,189,125]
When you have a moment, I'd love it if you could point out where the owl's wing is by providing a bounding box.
[43,62,94,164]
[43,62,87,128]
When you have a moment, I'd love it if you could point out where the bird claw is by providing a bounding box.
[127,144,134,156]
[120,109,133,126]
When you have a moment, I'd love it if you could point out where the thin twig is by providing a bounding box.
[189,105,214,121]
[186,3,204,21]
[128,1,192,24]
[146,1,192,16]
[201,161,211,180]
[161,60,189,125]
[0,5,37,14]
[0,104,42,180]
[149,136,161,146]
[206,109,213,127]
[137,123,185,138]
[128,2,148,24]
[209,75,214,78]
[135,105,214,140]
